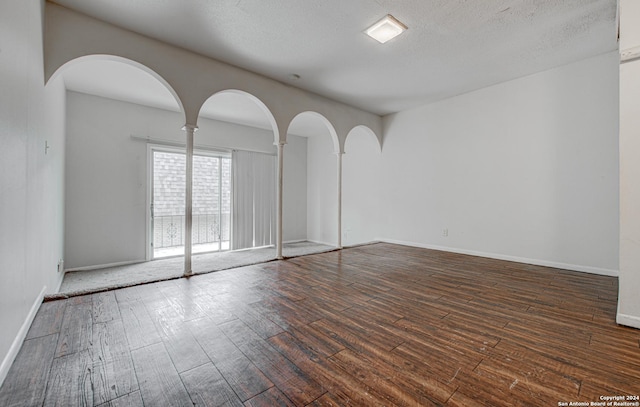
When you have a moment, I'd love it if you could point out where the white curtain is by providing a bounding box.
[231,150,276,250]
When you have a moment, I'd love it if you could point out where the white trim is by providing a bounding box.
[132,134,232,155]
[146,144,153,261]
[54,270,65,293]
[621,46,640,63]
[306,239,337,247]
[232,244,274,252]
[344,240,381,248]
[283,239,307,244]
[131,135,272,156]
[616,313,640,330]
[65,259,144,272]
[377,238,619,277]
[336,152,343,249]
[0,286,46,387]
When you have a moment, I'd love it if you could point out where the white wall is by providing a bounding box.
[0,0,66,384]
[306,135,338,246]
[618,0,640,328]
[283,135,308,242]
[620,0,640,52]
[380,51,619,274]
[65,91,308,269]
[343,129,382,246]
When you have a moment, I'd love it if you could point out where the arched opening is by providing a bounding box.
[48,55,185,115]
[287,112,340,247]
[180,90,280,271]
[343,126,382,246]
[58,56,186,272]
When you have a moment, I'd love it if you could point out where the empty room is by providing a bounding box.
[1,0,640,406]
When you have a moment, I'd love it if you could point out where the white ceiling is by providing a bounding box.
[55,0,618,119]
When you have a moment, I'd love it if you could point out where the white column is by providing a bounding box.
[183,124,197,276]
[336,151,344,249]
[618,0,640,329]
[276,142,285,259]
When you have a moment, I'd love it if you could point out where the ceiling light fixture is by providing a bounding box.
[365,14,407,44]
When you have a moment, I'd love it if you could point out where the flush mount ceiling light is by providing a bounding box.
[365,14,407,44]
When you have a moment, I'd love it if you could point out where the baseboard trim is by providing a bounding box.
[378,238,619,277]
[344,240,381,248]
[306,239,337,247]
[616,313,640,329]
[0,285,46,387]
[54,269,65,294]
[65,259,145,273]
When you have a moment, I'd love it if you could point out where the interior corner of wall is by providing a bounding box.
[616,312,640,330]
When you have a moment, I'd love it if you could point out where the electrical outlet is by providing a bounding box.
[57,259,64,273]
[442,228,448,237]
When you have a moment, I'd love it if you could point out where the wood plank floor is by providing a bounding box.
[1,243,639,406]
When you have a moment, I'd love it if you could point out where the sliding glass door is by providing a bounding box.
[150,147,231,259]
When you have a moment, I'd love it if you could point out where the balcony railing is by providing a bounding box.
[153,213,230,249]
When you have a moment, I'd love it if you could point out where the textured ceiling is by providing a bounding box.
[53,0,618,116]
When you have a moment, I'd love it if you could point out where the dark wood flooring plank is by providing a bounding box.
[43,350,93,407]
[158,286,208,321]
[191,294,238,325]
[185,318,244,363]
[92,291,121,323]
[94,391,144,407]
[232,304,285,339]
[130,342,192,407]
[470,358,578,403]
[445,390,492,407]
[26,300,67,339]
[68,294,94,305]
[243,387,295,407]
[219,318,326,406]
[147,305,210,373]
[497,323,640,386]
[118,300,162,350]
[0,334,58,407]
[55,302,93,357]
[91,320,139,405]
[286,324,345,358]
[304,392,345,407]
[4,243,640,407]
[265,330,394,406]
[180,363,243,407]
[162,330,210,374]
[578,379,640,400]
[327,349,443,407]
[187,318,273,401]
[249,296,322,329]
[484,339,583,388]
[217,355,275,403]
[114,285,143,304]
[268,331,327,366]
[309,316,398,356]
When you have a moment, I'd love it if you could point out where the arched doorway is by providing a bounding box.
[343,126,382,246]
[287,112,340,247]
[55,56,185,270]
[188,90,280,270]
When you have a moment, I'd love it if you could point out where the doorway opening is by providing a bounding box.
[150,147,231,259]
